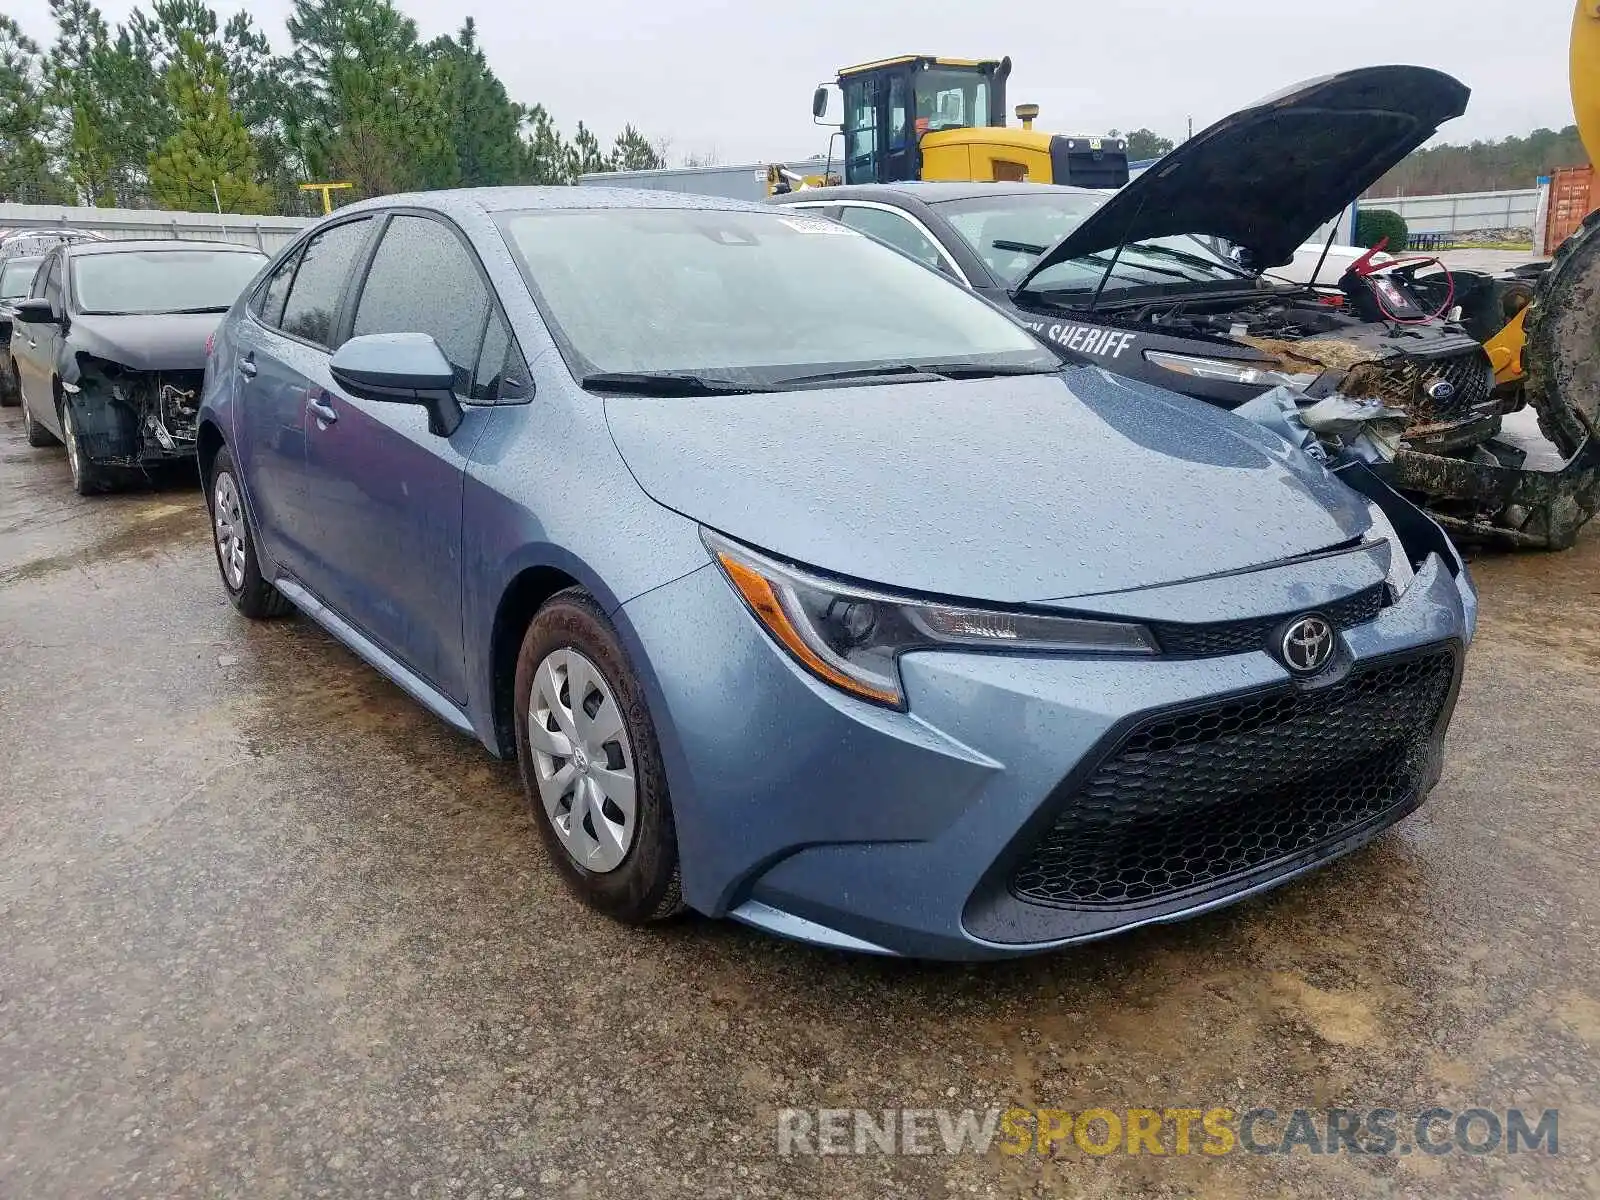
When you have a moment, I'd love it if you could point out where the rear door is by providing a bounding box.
[232,216,376,581]
[298,211,502,704]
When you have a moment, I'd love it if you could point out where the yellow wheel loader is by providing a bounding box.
[794,56,1129,192]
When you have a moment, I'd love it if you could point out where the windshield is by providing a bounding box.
[0,257,42,299]
[499,208,1056,383]
[935,191,1249,295]
[70,250,266,315]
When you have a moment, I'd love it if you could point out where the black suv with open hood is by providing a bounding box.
[771,67,1549,534]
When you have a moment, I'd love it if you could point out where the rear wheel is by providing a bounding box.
[0,356,18,407]
[513,588,684,924]
[22,400,56,448]
[209,445,292,619]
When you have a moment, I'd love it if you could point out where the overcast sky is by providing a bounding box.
[10,0,1581,166]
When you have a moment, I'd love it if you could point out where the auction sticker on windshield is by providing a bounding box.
[777,216,856,235]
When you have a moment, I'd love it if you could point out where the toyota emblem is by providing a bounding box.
[1279,615,1335,674]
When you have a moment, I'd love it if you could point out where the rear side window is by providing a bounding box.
[252,249,300,328]
[352,215,490,395]
[279,218,372,349]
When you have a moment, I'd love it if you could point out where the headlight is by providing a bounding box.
[1365,504,1416,599]
[705,532,1158,709]
[1144,349,1312,389]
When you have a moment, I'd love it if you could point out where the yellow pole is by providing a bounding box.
[297,182,355,215]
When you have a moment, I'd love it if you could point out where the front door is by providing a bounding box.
[297,212,499,705]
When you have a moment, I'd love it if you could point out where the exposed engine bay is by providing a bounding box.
[67,358,204,468]
[1129,281,1504,451]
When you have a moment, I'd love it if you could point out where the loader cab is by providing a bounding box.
[833,56,1011,185]
[820,55,1129,190]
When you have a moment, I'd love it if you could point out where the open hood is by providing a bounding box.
[1014,65,1469,285]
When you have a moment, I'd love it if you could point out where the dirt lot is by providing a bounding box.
[1,404,1597,1199]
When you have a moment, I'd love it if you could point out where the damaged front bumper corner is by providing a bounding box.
[63,358,205,469]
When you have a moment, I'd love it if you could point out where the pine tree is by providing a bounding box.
[0,15,72,203]
[609,124,664,172]
[148,33,271,213]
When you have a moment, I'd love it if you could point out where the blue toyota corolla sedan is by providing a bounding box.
[197,187,1475,960]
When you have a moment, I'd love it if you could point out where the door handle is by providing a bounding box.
[307,394,338,424]
[238,354,257,379]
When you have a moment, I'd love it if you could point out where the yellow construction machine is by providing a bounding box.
[789,55,1129,192]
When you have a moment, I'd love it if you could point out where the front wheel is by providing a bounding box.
[209,445,292,619]
[61,399,116,495]
[0,357,18,407]
[513,588,684,924]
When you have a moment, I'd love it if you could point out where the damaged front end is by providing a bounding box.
[62,356,204,471]
[1239,330,1599,550]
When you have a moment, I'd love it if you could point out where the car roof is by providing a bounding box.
[338,185,775,219]
[775,181,1104,205]
[67,238,266,257]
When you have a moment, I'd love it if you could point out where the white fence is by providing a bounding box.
[0,203,315,253]
[1362,188,1541,234]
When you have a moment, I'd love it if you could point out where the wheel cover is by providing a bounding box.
[212,471,247,591]
[529,647,637,873]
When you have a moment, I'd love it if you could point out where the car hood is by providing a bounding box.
[67,312,220,372]
[1014,66,1470,283]
[603,369,1374,604]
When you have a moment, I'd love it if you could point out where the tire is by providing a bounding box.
[1525,206,1600,458]
[0,356,18,407]
[207,445,292,619]
[60,398,117,495]
[22,399,57,448]
[513,587,685,924]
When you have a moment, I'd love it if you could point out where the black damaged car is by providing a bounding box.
[10,238,266,494]
[770,67,1583,542]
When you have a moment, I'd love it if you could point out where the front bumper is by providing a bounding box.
[617,534,1474,961]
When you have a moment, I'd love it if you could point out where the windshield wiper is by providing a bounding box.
[581,371,771,396]
[162,305,232,315]
[1130,243,1252,278]
[992,238,1049,255]
[774,362,1055,389]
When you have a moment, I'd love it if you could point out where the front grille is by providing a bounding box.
[1010,649,1457,909]
[1152,584,1387,658]
[1351,349,1494,424]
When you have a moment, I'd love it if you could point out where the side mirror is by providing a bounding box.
[812,83,841,126]
[329,332,463,437]
[13,298,57,325]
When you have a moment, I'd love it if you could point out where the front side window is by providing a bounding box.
[41,256,62,308]
[279,218,373,349]
[499,207,1055,382]
[838,207,948,274]
[352,215,490,395]
[0,257,43,300]
[70,250,266,316]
